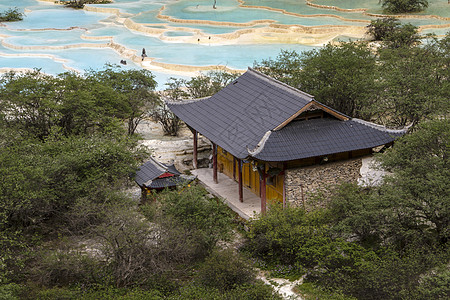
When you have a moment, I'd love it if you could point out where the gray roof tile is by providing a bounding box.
[168,68,313,158]
[135,157,181,188]
[254,119,403,161]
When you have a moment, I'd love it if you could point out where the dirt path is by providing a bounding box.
[258,272,304,300]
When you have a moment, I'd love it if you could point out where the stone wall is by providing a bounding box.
[285,157,363,210]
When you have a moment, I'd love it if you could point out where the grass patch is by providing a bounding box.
[295,282,356,300]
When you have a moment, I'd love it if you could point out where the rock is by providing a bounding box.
[136,119,211,171]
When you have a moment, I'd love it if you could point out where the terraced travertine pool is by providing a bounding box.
[0,0,448,87]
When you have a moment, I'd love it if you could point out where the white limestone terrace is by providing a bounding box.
[0,0,448,86]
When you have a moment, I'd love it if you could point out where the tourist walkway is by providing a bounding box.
[192,168,261,220]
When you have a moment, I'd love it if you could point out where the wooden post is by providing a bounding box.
[260,172,266,214]
[193,130,198,169]
[233,157,236,180]
[212,143,218,184]
[238,159,243,203]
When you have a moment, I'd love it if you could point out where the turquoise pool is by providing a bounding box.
[0,0,448,88]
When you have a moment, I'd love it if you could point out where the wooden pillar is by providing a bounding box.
[233,157,236,180]
[193,130,198,169]
[238,159,243,203]
[260,171,266,214]
[212,143,218,184]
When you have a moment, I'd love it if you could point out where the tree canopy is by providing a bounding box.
[0,66,158,138]
[254,43,377,118]
[381,0,429,13]
[366,17,420,48]
[254,31,449,127]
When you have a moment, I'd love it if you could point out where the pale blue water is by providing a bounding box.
[6,9,111,30]
[0,0,448,88]
[5,29,105,46]
[164,31,194,37]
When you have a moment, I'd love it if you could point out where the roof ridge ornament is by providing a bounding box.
[352,118,411,134]
[247,130,272,156]
[164,96,211,105]
[149,156,169,173]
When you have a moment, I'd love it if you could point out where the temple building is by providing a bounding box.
[135,157,193,198]
[167,68,405,213]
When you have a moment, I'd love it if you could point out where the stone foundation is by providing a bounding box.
[285,157,363,210]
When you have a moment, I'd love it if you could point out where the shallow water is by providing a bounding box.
[0,0,448,87]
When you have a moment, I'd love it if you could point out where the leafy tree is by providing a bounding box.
[408,266,450,299]
[151,103,181,136]
[88,65,159,135]
[255,43,377,118]
[54,71,124,136]
[151,78,184,136]
[0,70,58,139]
[378,119,450,245]
[253,50,303,88]
[382,23,420,48]
[367,17,401,41]
[374,40,449,126]
[0,67,158,138]
[0,134,145,232]
[154,70,237,136]
[184,70,238,99]
[381,0,429,13]
[297,43,377,118]
[367,17,420,48]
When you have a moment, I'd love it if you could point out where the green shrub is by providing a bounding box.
[30,250,104,287]
[225,282,282,300]
[35,287,77,300]
[169,281,281,300]
[308,245,448,300]
[296,282,356,300]
[405,265,450,300]
[0,8,24,22]
[245,203,330,268]
[0,283,22,300]
[153,185,234,257]
[197,249,254,291]
[366,18,420,48]
[80,286,162,300]
[168,284,223,300]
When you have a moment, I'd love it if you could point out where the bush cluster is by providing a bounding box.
[0,8,24,22]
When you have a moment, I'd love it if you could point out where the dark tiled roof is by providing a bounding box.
[253,118,404,161]
[135,157,182,188]
[167,68,314,159]
[168,68,405,162]
[148,176,188,189]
